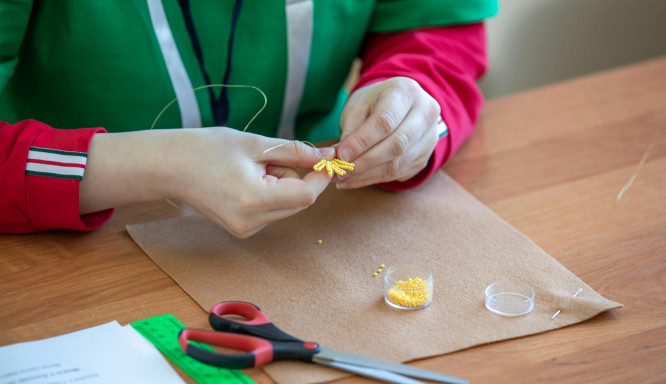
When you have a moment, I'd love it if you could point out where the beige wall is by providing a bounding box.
[479,0,666,99]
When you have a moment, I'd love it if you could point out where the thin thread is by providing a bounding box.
[262,143,286,154]
[150,84,267,213]
[300,141,325,157]
[616,118,664,204]
[150,84,267,131]
[164,197,186,211]
[262,140,325,157]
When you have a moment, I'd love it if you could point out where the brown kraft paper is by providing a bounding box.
[127,171,621,384]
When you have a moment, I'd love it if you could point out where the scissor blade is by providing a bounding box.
[313,347,468,384]
[315,360,426,384]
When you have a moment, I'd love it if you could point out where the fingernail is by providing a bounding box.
[319,147,335,157]
[338,148,352,161]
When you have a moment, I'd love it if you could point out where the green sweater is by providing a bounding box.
[0,0,497,141]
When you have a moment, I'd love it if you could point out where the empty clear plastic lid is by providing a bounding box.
[485,281,535,316]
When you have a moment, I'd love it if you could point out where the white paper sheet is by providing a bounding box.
[0,321,185,384]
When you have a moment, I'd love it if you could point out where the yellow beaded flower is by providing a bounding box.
[313,158,355,177]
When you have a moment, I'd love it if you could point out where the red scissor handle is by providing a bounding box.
[210,301,270,326]
[178,328,277,368]
[208,301,302,342]
[179,301,321,369]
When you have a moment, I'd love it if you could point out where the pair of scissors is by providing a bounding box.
[178,301,468,384]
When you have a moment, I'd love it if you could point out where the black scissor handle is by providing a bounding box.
[178,328,321,369]
[209,301,301,342]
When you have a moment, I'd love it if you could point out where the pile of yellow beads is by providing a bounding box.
[313,158,355,177]
[386,277,431,308]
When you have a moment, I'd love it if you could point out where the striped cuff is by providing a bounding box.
[25,127,113,231]
[436,115,449,138]
[26,147,87,180]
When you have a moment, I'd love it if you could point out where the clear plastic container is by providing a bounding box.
[485,281,535,316]
[384,264,433,310]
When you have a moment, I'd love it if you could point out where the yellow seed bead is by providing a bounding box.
[373,272,377,277]
[313,159,327,172]
[333,158,353,166]
[334,163,354,171]
[317,239,322,244]
[329,162,346,176]
[325,162,333,177]
[332,158,355,171]
[380,264,385,268]
[378,268,382,273]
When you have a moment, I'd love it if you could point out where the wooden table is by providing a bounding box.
[2,57,665,383]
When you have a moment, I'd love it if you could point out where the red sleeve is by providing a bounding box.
[0,120,113,233]
[353,22,488,191]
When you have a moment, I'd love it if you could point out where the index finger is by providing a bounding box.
[337,92,412,162]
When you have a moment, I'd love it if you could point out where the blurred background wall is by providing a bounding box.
[479,0,666,99]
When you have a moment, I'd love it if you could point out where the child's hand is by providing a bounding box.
[175,128,334,238]
[335,77,440,188]
[80,128,334,238]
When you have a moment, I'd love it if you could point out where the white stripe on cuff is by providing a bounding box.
[25,163,85,178]
[28,151,88,166]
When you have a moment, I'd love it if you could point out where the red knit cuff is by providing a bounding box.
[25,126,113,231]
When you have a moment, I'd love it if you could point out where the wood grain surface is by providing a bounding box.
[1,57,665,383]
